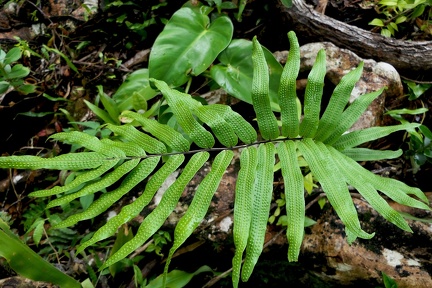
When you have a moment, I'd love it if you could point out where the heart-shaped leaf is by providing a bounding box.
[210,39,283,111]
[149,7,233,87]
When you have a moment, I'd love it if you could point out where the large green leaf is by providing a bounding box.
[112,69,158,111]
[210,39,283,111]
[0,219,80,288]
[149,7,233,87]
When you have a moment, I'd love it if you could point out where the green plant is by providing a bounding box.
[85,76,158,125]
[148,6,233,88]
[144,6,300,113]
[0,47,36,95]
[145,230,172,256]
[384,80,431,173]
[269,192,317,228]
[42,45,79,75]
[21,198,80,253]
[385,108,431,173]
[110,3,298,136]
[380,271,399,288]
[268,192,286,225]
[369,0,432,38]
[0,218,81,288]
[403,123,432,173]
[144,265,217,288]
[404,80,432,100]
[88,4,257,130]
[102,0,168,46]
[408,124,432,166]
[0,30,428,287]
[13,37,43,59]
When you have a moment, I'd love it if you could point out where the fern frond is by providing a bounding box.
[100,152,209,269]
[29,161,116,197]
[45,158,140,209]
[0,30,426,288]
[327,144,429,214]
[151,79,215,148]
[299,49,326,138]
[277,140,304,261]
[106,123,168,154]
[336,146,428,205]
[101,138,145,157]
[203,105,257,144]
[251,37,279,140]
[0,152,107,171]
[119,112,189,152]
[77,154,183,253]
[298,139,374,243]
[279,31,300,138]
[242,143,275,281]
[163,150,234,286]
[327,146,412,232]
[333,123,420,150]
[150,80,257,148]
[323,88,385,144]
[341,148,402,161]
[49,131,104,152]
[193,105,238,147]
[232,146,257,288]
[29,134,147,199]
[53,156,160,229]
[362,168,429,207]
[314,62,364,141]
[337,145,428,203]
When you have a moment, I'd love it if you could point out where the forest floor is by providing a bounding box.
[0,0,431,287]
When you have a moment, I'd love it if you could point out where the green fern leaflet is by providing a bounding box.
[0,31,428,287]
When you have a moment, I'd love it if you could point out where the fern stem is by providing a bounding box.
[117,137,302,160]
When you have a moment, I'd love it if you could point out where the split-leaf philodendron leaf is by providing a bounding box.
[0,31,428,288]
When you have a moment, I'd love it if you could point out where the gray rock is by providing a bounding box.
[301,196,432,287]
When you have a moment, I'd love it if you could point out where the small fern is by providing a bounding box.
[0,31,428,287]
